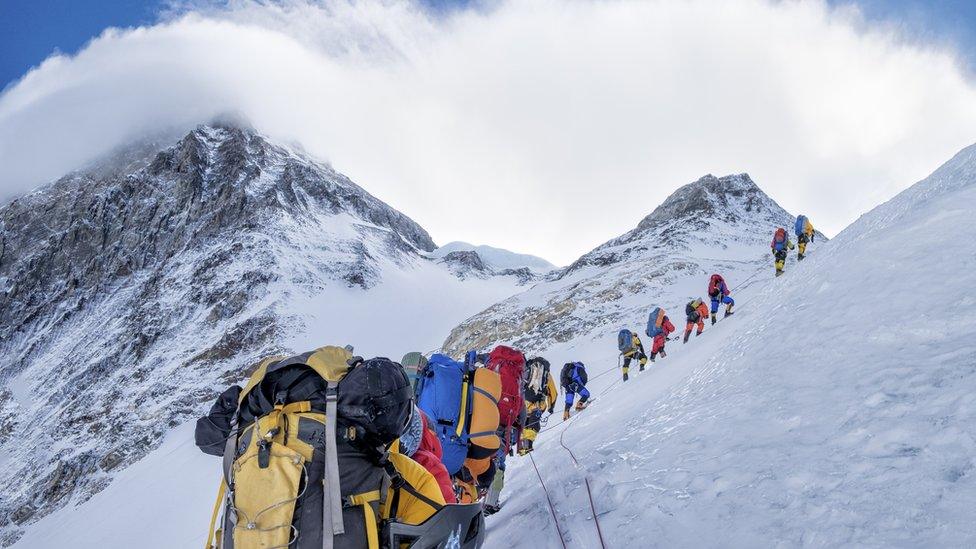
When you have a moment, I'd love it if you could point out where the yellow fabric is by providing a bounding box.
[546,375,558,409]
[468,368,501,451]
[798,242,807,255]
[457,480,478,504]
[205,480,226,549]
[523,428,538,442]
[775,259,785,271]
[305,345,354,383]
[232,441,305,548]
[348,490,382,549]
[803,219,814,236]
[455,374,470,438]
[239,355,286,404]
[382,452,446,525]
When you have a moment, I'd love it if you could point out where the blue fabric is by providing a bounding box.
[416,353,469,475]
[617,329,632,352]
[795,215,807,237]
[645,307,663,337]
[565,385,591,407]
[710,294,734,313]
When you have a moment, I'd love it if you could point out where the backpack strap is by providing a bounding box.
[455,370,471,438]
[345,490,382,549]
[323,382,345,548]
[204,479,226,549]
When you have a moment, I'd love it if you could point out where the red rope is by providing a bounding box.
[559,419,608,549]
[528,452,569,549]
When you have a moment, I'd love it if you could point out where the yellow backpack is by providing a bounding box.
[205,347,443,549]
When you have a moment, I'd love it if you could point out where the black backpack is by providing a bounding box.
[523,357,551,403]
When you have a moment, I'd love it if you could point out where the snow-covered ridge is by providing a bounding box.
[486,141,976,548]
[0,123,527,546]
[442,173,812,355]
[430,241,557,273]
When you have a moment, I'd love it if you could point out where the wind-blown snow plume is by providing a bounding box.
[2,0,976,263]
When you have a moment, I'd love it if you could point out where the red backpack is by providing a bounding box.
[485,345,526,440]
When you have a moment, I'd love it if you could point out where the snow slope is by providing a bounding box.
[443,173,812,356]
[485,145,976,547]
[430,241,557,273]
[0,124,530,546]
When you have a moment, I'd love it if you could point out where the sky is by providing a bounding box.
[1,0,976,265]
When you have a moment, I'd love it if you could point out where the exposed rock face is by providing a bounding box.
[0,123,455,544]
[443,174,821,355]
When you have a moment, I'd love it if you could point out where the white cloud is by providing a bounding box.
[1,0,975,264]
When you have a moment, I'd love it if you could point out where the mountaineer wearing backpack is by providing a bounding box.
[683,298,710,343]
[400,351,428,397]
[707,274,734,325]
[398,405,457,504]
[559,361,590,420]
[482,346,527,515]
[618,330,648,382]
[518,357,558,455]
[794,215,815,260]
[416,350,501,507]
[195,346,485,549]
[646,308,675,361]
[771,227,795,276]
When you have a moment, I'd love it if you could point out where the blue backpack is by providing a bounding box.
[617,329,633,353]
[416,353,471,475]
[794,215,807,237]
[646,307,664,338]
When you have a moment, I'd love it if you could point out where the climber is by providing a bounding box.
[621,331,648,381]
[771,227,795,277]
[559,361,590,420]
[649,311,675,361]
[399,405,457,504]
[683,298,709,343]
[794,215,815,260]
[401,351,428,396]
[519,357,558,455]
[195,346,484,549]
[707,273,735,325]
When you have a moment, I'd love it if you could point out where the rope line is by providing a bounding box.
[528,452,569,549]
[558,412,608,549]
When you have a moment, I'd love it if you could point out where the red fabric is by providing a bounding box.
[654,316,674,351]
[708,274,728,297]
[413,414,457,503]
[486,346,526,432]
[771,228,786,250]
[696,302,710,319]
[685,319,704,334]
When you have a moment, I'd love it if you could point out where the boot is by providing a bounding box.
[517,440,533,456]
[683,331,691,344]
[710,313,717,325]
[575,400,588,411]
[659,349,667,358]
[622,371,629,382]
[724,304,734,318]
[775,269,783,277]
[562,409,570,421]
[483,503,501,516]
[798,253,805,261]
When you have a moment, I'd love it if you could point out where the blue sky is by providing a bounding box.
[2,0,976,90]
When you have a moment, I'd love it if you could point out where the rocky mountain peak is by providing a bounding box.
[635,173,768,232]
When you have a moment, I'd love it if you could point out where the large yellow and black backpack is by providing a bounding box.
[204,346,416,549]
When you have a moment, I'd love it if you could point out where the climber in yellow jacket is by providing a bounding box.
[621,332,648,381]
[794,214,815,261]
[196,346,483,549]
[518,356,559,456]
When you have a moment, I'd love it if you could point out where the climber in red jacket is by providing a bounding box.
[650,314,675,361]
[400,406,457,504]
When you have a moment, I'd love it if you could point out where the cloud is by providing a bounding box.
[1,0,975,264]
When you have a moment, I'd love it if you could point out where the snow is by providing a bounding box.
[10,133,976,547]
[430,241,557,273]
[484,146,976,547]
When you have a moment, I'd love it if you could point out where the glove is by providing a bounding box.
[811,234,815,242]
[548,406,555,414]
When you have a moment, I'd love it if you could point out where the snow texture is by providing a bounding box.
[0,124,528,546]
[484,144,976,548]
